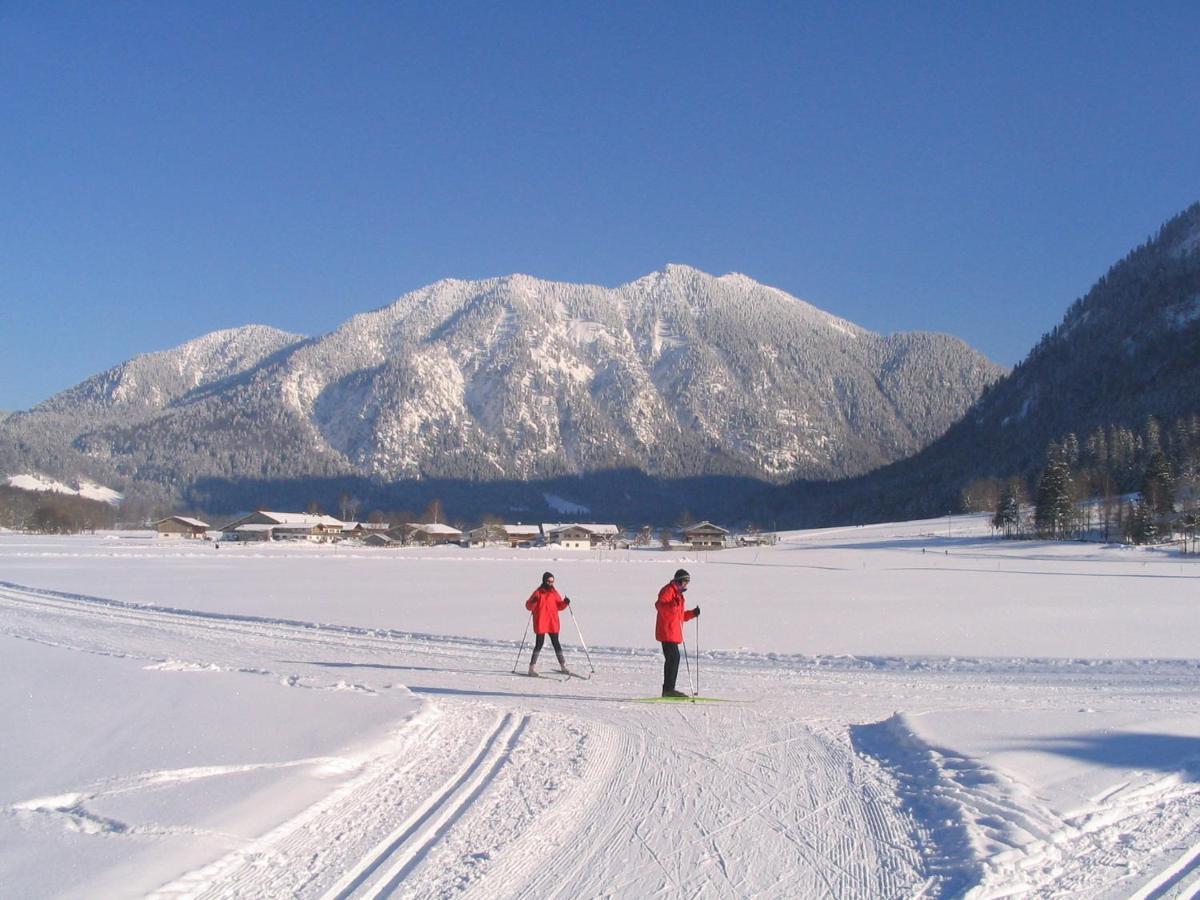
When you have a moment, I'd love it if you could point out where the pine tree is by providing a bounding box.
[1141,451,1176,516]
[1125,499,1158,544]
[992,476,1027,538]
[1035,448,1074,539]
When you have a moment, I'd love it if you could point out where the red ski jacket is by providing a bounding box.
[525,585,567,635]
[654,581,696,643]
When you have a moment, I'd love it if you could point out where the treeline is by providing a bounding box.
[0,486,118,533]
[962,413,1200,545]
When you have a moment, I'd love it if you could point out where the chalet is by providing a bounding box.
[343,521,391,539]
[681,521,731,551]
[218,511,346,543]
[406,523,464,546]
[154,516,210,539]
[467,523,542,547]
[543,523,620,550]
[363,533,398,548]
[502,524,541,547]
[736,532,778,547]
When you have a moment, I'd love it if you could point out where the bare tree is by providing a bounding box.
[421,498,445,525]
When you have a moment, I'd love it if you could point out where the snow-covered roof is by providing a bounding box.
[411,522,462,535]
[156,516,210,529]
[543,523,620,536]
[231,523,276,533]
[683,521,730,534]
[256,512,345,528]
[503,525,541,537]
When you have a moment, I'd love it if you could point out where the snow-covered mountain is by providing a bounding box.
[0,266,1003,504]
[768,201,1200,526]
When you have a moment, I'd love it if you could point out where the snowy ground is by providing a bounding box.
[2,515,1199,898]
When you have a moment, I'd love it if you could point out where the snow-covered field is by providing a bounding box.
[3,515,1199,898]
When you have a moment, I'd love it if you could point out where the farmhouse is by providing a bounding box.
[363,533,398,548]
[219,511,346,542]
[154,516,210,539]
[344,521,391,538]
[502,524,541,547]
[405,523,464,546]
[467,523,541,547]
[682,521,731,550]
[543,523,620,550]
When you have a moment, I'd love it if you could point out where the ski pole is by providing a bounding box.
[695,612,700,697]
[568,605,596,674]
[682,639,693,696]
[512,612,532,673]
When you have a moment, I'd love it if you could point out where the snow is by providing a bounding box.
[542,493,590,515]
[7,474,124,506]
[3,515,1200,897]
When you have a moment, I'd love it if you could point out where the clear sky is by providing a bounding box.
[2,2,1198,411]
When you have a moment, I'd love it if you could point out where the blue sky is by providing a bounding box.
[2,2,1198,411]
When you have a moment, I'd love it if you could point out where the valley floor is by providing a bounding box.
[2,522,1199,898]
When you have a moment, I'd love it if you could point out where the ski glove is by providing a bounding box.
[692,606,700,617]
[563,597,571,605]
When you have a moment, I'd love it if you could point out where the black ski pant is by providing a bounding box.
[530,632,564,667]
[661,641,681,692]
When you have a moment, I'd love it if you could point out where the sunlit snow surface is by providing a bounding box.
[2,516,1199,898]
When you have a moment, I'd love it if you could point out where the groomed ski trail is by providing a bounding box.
[7,579,1200,898]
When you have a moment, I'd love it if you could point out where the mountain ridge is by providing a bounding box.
[766,201,1200,527]
[0,265,1002,513]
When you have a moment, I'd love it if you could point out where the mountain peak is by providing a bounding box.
[2,267,1003,498]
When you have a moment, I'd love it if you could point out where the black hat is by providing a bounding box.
[674,568,690,581]
[542,571,554,583]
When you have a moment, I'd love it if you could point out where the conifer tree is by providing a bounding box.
[1141,451,1175,516]
[1035,448,1074,539]
[992,485,1020,537]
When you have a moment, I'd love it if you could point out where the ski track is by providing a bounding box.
[4,579,1200,898]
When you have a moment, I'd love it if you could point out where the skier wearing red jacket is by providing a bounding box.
[655,569,699,697]
[525,571,571,676]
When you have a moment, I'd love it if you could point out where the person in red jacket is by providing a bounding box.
[525,571,571,676]
[655,568,699,697]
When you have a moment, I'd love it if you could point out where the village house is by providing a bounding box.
[466,523,540,547]
[681,521,731,550]
[362,532,398,548]
[502,524,541,547]
[404,522,464,546]
[218,511,347,543]
[543,523,620,550]
[343,521,391,539]
[736,531,778,547]
[153,516,210,539]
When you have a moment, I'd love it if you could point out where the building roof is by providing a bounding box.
[503,525,541,537]
[155,516,210,529]
[265,512,345,528]
[411,522,463,535]
[542,523,620,536]
[683,521,730,535]
[220,511,346,531]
